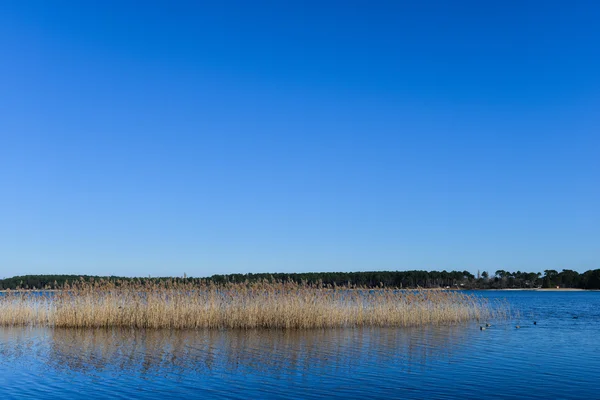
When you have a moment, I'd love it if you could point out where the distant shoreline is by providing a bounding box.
[3,271,600,291]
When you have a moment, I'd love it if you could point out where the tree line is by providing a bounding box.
[1,269,599,290]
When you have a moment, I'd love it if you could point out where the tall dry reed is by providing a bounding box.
[0,279,505,329]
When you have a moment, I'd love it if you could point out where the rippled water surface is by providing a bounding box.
[1,291,599,399]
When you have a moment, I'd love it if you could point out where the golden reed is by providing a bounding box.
[0,279,505,329]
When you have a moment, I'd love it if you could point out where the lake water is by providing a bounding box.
[1,291,598,399]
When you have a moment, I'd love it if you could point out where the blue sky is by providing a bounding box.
[1,1,598,278]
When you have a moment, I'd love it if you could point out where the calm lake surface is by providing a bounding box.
[1,291,598,399]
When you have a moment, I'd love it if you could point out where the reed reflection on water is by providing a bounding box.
[0,326,468,379]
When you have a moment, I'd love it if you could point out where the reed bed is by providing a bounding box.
[0,279,506,329]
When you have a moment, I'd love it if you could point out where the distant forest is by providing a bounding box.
[1,269,599,290]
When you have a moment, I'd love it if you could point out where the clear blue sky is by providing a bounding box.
[1,1,598,278]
